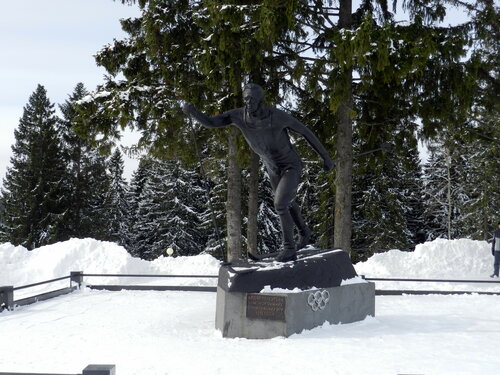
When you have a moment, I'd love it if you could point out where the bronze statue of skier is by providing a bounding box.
[183,83,333,262]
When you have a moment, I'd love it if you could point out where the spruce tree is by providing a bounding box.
[59,83,113,241]
[457,0,500,240]
[297,160,332,247]
[0,85,66,249]
[156,159,207,256]
[127,157,155,257]
[130,160,168,259]
[77,0,307,261]
[59,83,90,239]
[0,201,4,240]
[129,158,207,259]
[107,148,130,246]
[197,156,227,259]
[352,149,413,261]
[458,141,499,240]
[80,0,479,258]
[422,139,469,240]
[79,151,113,241]
[402,146,426,245]
[257,170,281,254]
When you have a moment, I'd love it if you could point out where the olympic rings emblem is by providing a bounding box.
[307,290,330,311]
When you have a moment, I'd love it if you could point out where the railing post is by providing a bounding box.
[82,364,116,375]
[0,286,14,311]
[71,271,84,288]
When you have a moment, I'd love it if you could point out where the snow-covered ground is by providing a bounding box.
[1,238,499,374]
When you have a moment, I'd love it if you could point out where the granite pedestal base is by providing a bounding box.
[215,250,375,339]
[215,282,375,339]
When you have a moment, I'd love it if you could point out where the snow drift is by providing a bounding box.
[0,237,494,286]
[355,238,492,278]
[0,238,220,298]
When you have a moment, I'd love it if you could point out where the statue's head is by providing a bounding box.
[243,83,264,115]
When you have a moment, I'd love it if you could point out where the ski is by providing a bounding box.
[247,246,338,263]
[222,247,343,275]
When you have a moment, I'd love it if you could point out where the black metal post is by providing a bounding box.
[0,286,14,311]
[70,271,83,289]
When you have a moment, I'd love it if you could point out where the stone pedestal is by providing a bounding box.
[215,249,376,339]
[216,283,375,339]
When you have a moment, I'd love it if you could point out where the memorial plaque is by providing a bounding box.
[246,294,286,321]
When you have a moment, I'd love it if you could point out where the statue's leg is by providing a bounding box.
[290,202,312,250]
[272,168,300,262]
[269,166,312,252]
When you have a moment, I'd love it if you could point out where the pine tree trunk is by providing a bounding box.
[226,127,242,262]
[334,0,353,254]
[247,150,259,256]
[446,153,452,240]
[334,74,353,253]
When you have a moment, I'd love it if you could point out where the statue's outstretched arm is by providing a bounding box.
[286,114,334,171]
[183,102,232,128]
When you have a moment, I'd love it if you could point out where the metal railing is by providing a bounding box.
[364,276,500,296]
[78,272,217,292]
[13,275,77,307]
[3,272,500,312]
[0,275,78,312]
[1,272,218,311]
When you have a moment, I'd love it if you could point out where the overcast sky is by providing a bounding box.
[0,0,141,187]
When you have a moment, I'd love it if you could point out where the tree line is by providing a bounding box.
[1,0,498,262]
[0,81,497,262]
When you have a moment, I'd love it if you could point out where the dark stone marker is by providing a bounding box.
[246,294,286,321]
[82,364,116,375]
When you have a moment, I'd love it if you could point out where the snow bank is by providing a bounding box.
[354,238,492,279]
[0,237,495,296]
[354,238,497,293]
[0,238,221,295]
